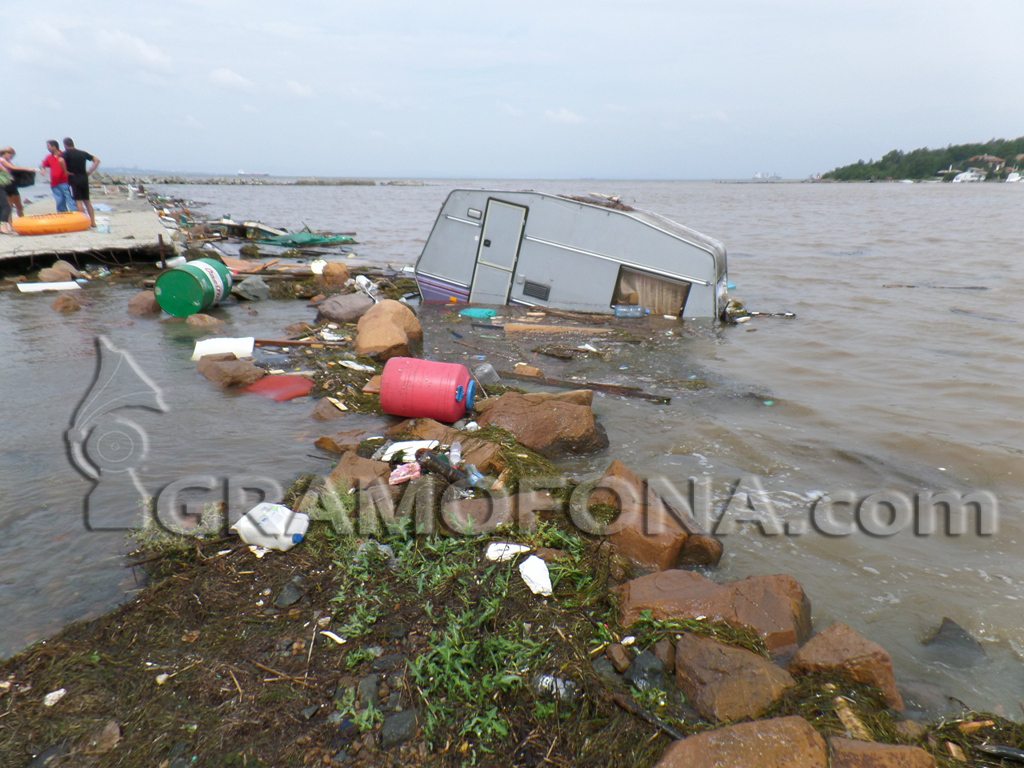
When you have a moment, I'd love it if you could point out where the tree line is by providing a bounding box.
[822,137,1024,181]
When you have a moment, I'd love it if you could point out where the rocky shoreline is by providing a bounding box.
[97,173,387,187]
[0,244,1019,766]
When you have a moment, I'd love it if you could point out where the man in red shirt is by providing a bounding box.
[40,140,73,213]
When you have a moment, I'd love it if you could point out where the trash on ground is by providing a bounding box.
[473,363,500,386]
[530,674,580,702]
[43,688,67,707]
[191,336,255,361]
[355,275,382,302]
[518,555,553,596]
[459,308,497,318]
[388,463,422,485]
[379,358,475,423]
[231,502,310,551]
[154,257,233,317]
[486,542,531,562]
[381,440,439,463]
[17,281,81,293]
[243,374,314,401]
[336,360,376,372]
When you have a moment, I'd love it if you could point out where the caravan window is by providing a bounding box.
[612,267,692,316]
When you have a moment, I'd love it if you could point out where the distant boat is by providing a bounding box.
[752,171,781,181]
[1006,172,1022,183]
[237,170,270,177]
[951,169,985,183]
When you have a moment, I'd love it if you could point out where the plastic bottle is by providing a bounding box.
[448,440,462,467]
[464,464,489,490]
[415,449,469,485]
[474,363,500,386]
[612,305,650,318]
[231,502,309,551]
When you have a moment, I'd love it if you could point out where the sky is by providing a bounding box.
[6,0,1024,180]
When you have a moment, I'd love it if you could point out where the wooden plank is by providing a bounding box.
[504,323,616,336]
[496,370,670,404]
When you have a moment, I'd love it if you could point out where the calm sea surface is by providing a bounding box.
[3,179,1023,716]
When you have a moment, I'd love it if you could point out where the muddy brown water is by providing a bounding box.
[3,178,1023,718]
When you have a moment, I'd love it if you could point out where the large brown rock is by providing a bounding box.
[385,418,460,443]
[311,398,349,421]
[673,632,795,722]
[654,716,827,768]
[320,261,350,286]
[474,391,608,458]
[613,570,812,658]
[588,459,722,569]
[327,451,391,491]
[314,429,369,454]
[355,300,423,360]
[38,260,80,282]
[186,313,223,327]
[51,294,82,312]
[315,292,375,324]
[787,623,904,710]
[196,354,265,388]
[475,390,594,411]
[364,299,423,341]
[127,290,162,316]
[828,737,936,767]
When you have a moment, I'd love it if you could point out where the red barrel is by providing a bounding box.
[379,358,476,423]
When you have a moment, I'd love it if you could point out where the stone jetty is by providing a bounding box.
[0,185,177,265]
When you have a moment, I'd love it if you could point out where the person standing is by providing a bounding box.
[60,137,100,227]
[0,147,35,220]
[40,140,74,213]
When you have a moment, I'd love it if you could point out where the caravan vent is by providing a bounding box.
[522,280,550,301]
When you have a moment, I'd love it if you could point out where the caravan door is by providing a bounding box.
[469,199,526,303]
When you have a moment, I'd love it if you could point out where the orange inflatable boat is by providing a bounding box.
[12,213,91,236]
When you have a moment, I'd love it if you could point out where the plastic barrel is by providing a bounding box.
[154,258,233,317]
[379,357,476,423]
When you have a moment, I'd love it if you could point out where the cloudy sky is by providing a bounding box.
[6,1,1022,180]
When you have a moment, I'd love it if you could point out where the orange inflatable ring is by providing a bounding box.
[12,212,91,236]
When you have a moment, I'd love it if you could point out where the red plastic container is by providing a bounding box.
[379,358,476,423]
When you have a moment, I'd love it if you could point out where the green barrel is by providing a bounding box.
[154,258,234,317]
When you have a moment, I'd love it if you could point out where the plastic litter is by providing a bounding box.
[381,440,438,463]
[518,555,552,596]
[474,363,500,386]
[355,275,381,302]
[448,440,462,466]
[336,360,376,372]
[243,374,314,401]
[43,688,67,707]
[388,463,421,485]
[485,542,531,562]
[191,337,255,361]
[459,308,497,318]
[17,281,81,293]
[231,502,309,552]
[612,305,650,318]
[415,449,469,485]
[530,674,580,702]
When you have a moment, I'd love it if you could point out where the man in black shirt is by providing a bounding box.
[60,137,100,227]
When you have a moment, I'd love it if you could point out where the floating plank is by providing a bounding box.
[17,281,81,292]
[496,370,669,404]
[504,323,616,336]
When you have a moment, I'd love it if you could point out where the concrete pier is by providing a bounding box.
[0,187,177,266]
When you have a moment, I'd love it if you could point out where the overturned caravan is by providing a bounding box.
[413,189,728,319]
